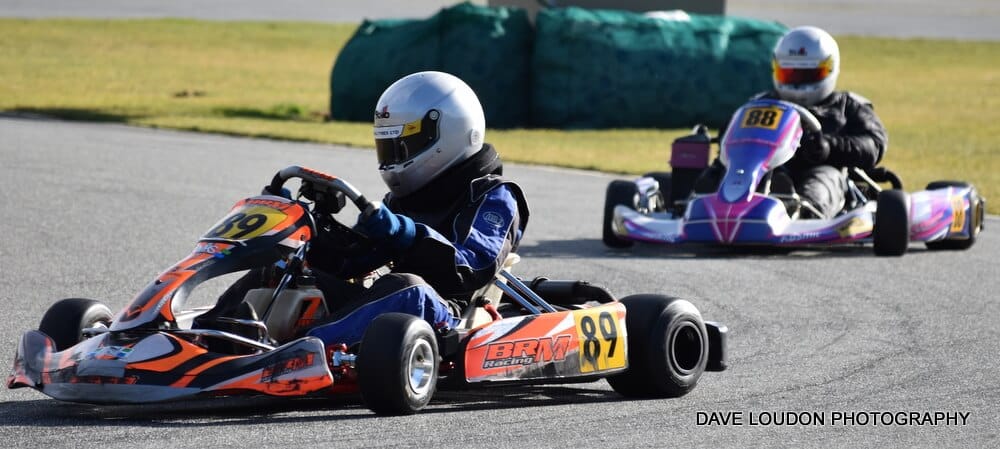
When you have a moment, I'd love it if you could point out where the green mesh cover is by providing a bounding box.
[531,8,787,128]
[329,2,533,128]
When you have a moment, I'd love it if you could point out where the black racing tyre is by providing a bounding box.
[873,189,910,256]
[924,181,983,250]
[642,171,672,212]
[603,180,638,248]
[926,180,967,191]
[357,313,439,415]
[39,298,113,351]
[607,295,708,398]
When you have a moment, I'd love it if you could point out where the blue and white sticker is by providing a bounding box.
[86,346,134,360]
[482,211,505,228]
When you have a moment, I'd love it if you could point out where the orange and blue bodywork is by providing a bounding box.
[8,194,333,403]
[8,185,631,404]
[462,303,628,383]
[8,328,334,403]
[9,166,724,406]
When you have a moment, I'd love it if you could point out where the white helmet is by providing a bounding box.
[373,71,486,197]
[772,26,840,106]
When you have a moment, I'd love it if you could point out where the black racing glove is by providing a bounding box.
[797,131,831,164]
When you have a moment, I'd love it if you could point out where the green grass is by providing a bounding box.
[1,19,997,211]
[837,37,999,205]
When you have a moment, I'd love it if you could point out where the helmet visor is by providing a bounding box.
[374,110,440,167]
[773,56,834,85]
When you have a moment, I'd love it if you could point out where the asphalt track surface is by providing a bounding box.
[2,2,998,447]
[1,117,998,448]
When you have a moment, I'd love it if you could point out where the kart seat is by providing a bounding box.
[243,283,328,344]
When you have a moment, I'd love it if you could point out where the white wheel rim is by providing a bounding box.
[406,339,435,396]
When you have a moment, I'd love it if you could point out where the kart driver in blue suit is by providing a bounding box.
[304,71,529,345]
[202,71,529,348]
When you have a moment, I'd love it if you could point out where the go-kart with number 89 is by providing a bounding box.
[9,165,728,415]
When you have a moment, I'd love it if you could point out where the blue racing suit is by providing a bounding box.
[305,145,529,346]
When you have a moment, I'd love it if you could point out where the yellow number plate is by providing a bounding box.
[204,205,287,240]
[574,307,626,373]
[950,195,966,233]
[740,106,785,130]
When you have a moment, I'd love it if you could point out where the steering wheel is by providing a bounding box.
[269,166,381,258]
[786,101,822,133]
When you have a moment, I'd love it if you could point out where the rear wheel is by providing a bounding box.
[39,298,113,351]
[873,189,910,256]
[924,181,983,251]
[926,180,967,191]
[603,180,639,248]
[357,313,438,415]
[607,295,708,398]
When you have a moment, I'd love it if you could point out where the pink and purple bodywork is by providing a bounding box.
[612,99,980,247]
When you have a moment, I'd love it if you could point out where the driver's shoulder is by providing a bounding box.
[470,176,530,226]
[847,92,872,104]
[470,175,523,204]
[839,91,874,107]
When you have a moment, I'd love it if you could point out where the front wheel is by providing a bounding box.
[357,313,439,415]
[603,180,638,248]
[607,295,708,398]
[39,298,113,351]
[873,189,910,256]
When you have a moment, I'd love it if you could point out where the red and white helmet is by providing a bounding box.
[772,26,840,106]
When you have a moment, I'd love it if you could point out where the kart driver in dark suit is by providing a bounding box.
[699,26,889,219]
